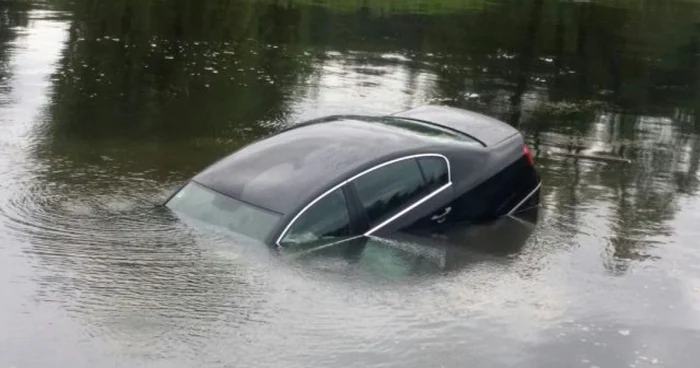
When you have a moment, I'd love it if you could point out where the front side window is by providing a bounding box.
[279,188,352,247]
[166,181,281,242]
[352,158,428,226]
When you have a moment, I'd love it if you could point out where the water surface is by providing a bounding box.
[2,0,700,367]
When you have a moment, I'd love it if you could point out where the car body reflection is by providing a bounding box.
[285,208,539,278]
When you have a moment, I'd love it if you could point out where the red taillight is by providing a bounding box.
[523,144,535,166]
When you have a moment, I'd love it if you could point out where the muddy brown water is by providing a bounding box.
[1,0,700,367]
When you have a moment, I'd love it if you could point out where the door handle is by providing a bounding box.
[431,207,452,223]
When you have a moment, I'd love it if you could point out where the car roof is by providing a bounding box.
[192,115,482,215]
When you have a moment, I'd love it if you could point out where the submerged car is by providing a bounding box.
[164,105,541,249]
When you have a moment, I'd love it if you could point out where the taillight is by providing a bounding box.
[523,144,535,166]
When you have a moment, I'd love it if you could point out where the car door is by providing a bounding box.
[348,155,454,237]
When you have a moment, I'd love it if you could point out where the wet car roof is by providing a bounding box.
[192,116,480,215]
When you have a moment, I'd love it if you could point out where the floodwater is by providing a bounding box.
[1,0,700,366]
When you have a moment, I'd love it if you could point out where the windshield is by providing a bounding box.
[165,181,281,242]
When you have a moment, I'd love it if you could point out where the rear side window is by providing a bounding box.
[417,157,449,191]
[279,188,352,247]
[352,158,430,226]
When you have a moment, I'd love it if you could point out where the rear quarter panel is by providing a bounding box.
[448,132,525,195]
[446,133,538,222]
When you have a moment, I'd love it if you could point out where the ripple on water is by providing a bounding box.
[0,158,282,359]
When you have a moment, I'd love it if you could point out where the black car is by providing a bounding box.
[165,105,541,249]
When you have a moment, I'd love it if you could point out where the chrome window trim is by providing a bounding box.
[275,153,452,247]
[364,182,452,236]
[506,181,542,216]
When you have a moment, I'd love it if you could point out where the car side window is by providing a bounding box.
[417,157,449,191]
[279,188,352,247]
[352,158,428,226]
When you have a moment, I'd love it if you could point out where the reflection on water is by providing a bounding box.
[290,212,539,281]
[2,0,700,367]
